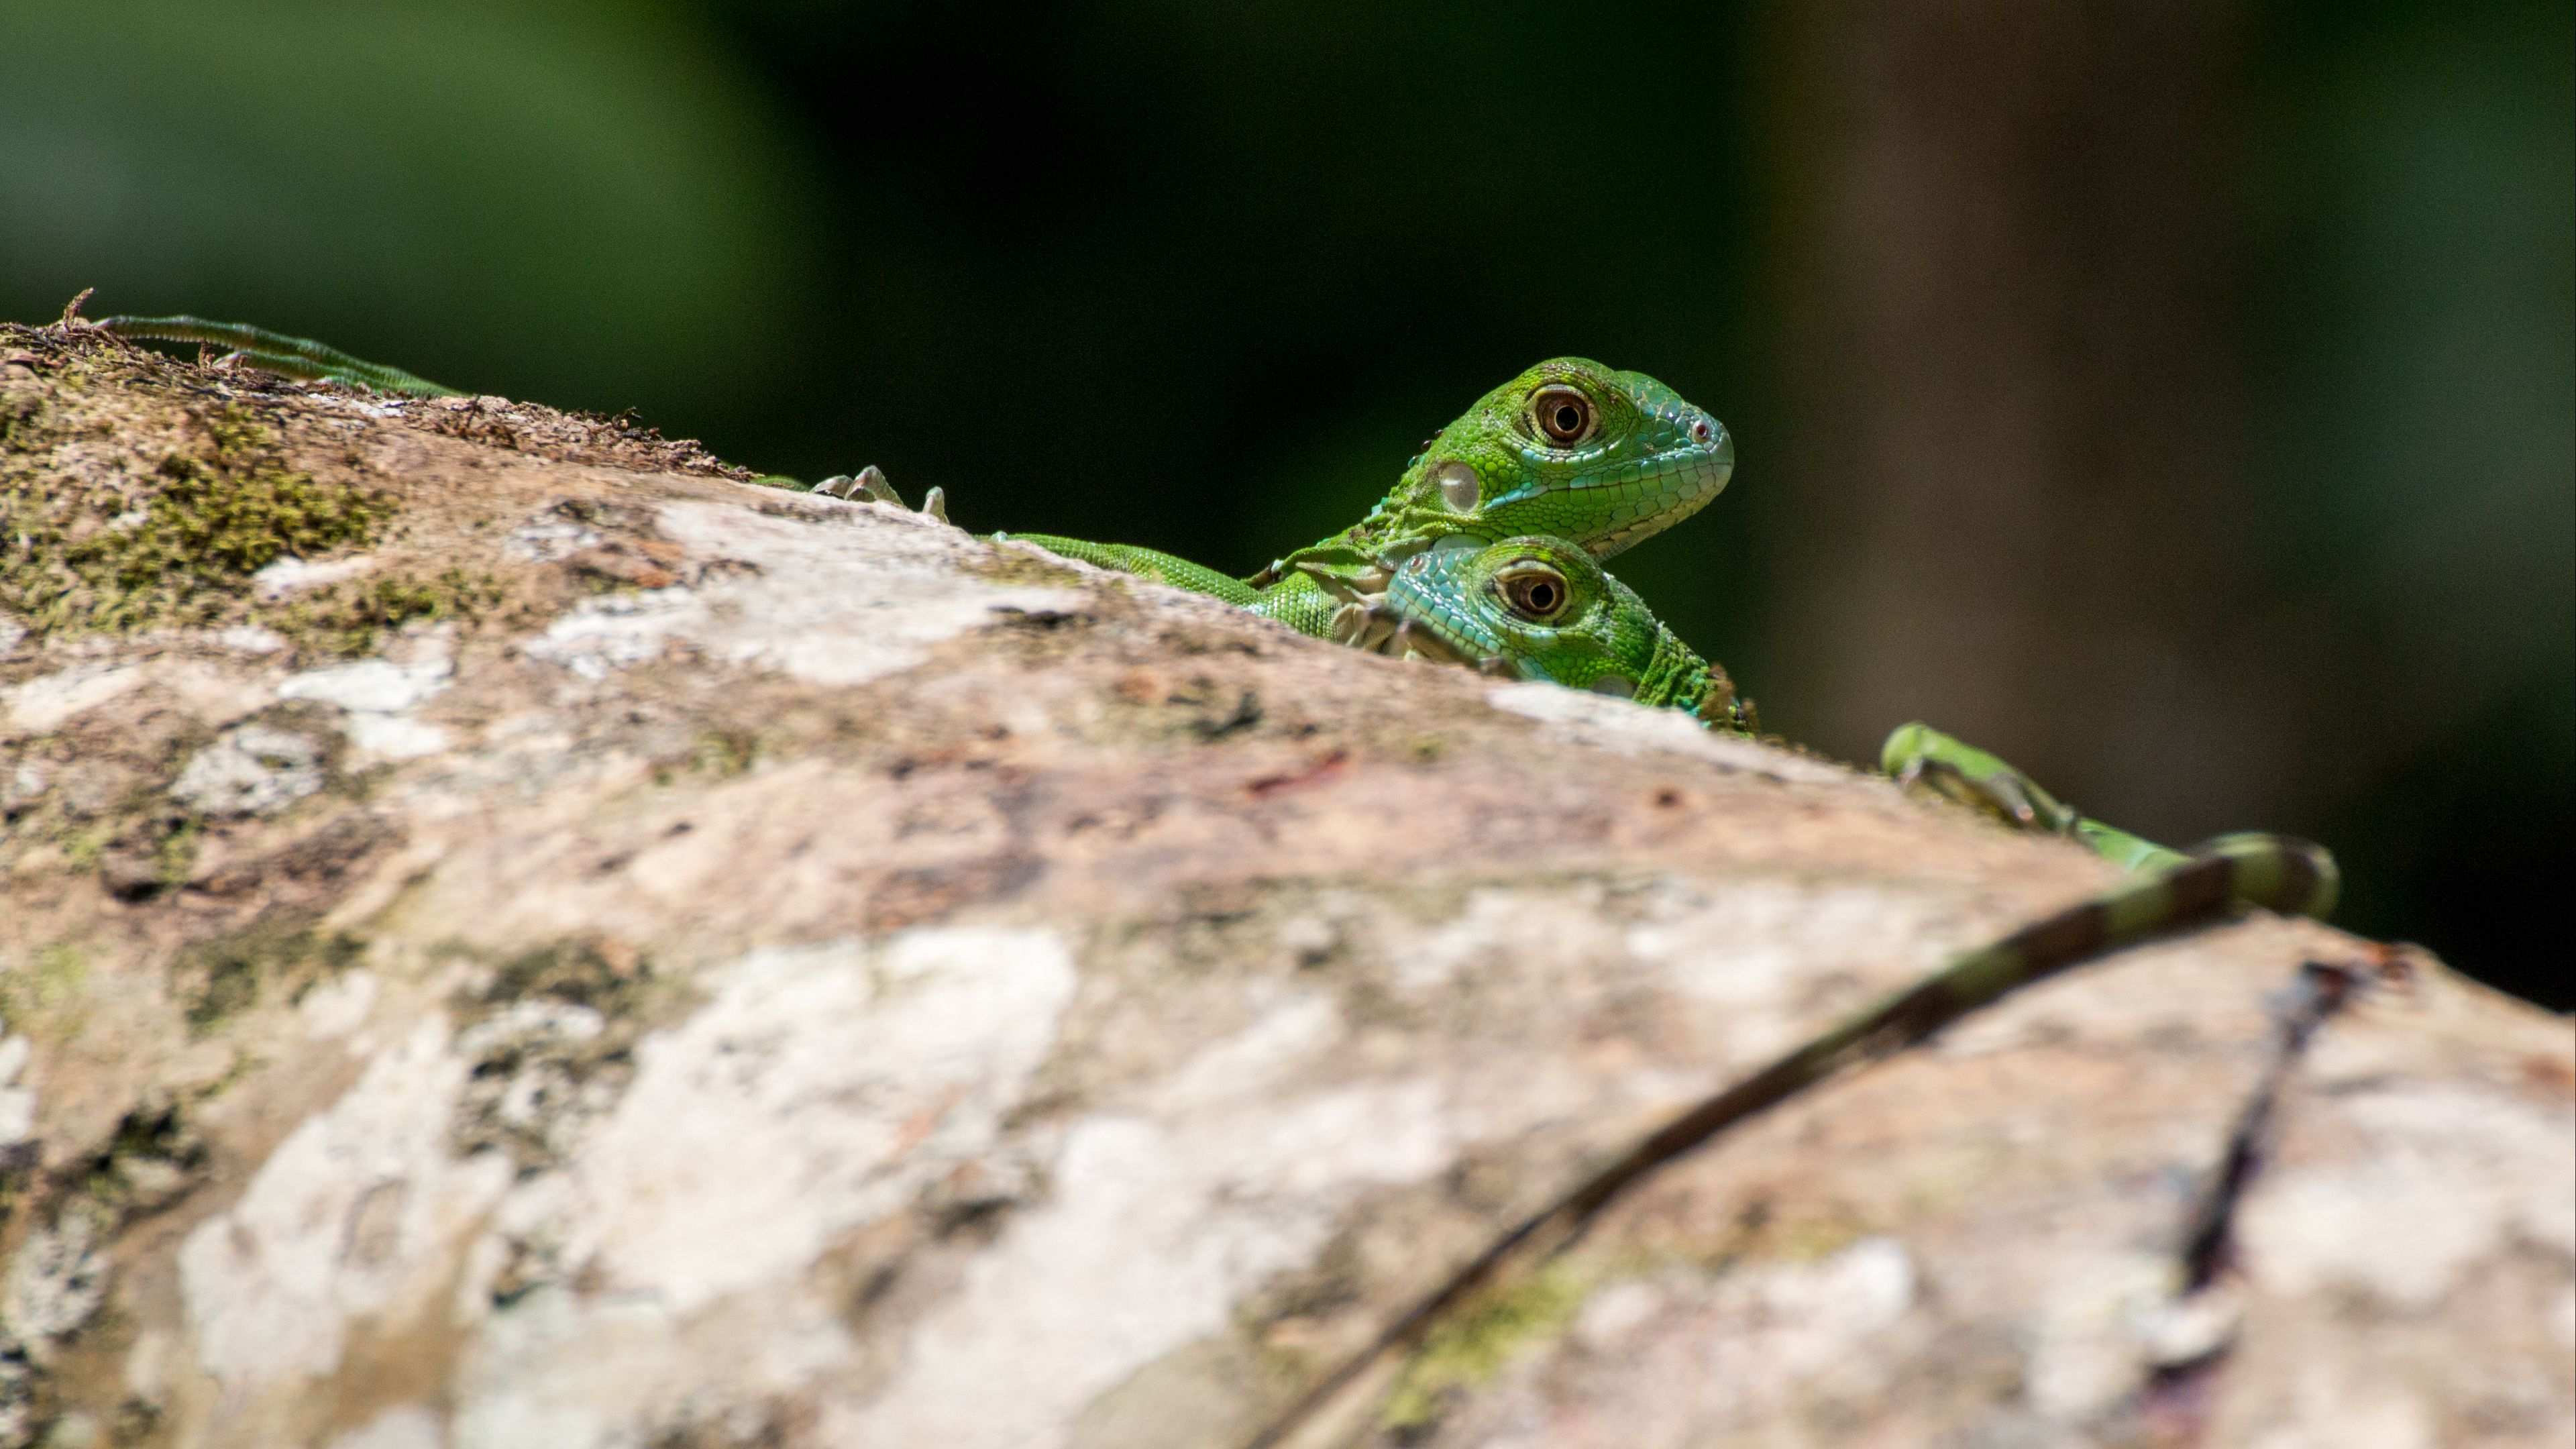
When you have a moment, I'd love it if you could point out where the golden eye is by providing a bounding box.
[1529,386,1597,447]
[1496,565,1570,621]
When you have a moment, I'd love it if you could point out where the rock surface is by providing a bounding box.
[0,321,2568,1448]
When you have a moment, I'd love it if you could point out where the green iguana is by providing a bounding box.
[1364,530,2296,881]
[981,358,1733,638]
[1350,533,1758,732]
[92,312,2270,872]
[95,311,2265,874]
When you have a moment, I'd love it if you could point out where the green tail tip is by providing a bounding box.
[2196,832,2341,922]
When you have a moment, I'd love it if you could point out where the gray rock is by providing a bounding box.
[169,724,325,818]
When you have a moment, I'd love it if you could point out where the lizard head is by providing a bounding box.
[1379,534,1752,727]
[1378,359,1733,559]
[1385,535,1657,698]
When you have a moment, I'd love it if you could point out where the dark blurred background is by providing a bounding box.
[5,1,2567,1007]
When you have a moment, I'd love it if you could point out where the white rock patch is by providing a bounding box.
[520,502,1082,688]
[830,999,1456,1449]
[437,926,1080,1448]
[1485,681,1854,786]
[517,589,700,682]
[170,721,327,817]
[558,926,1078,1312]
[1,661,145,735]
[0,1036,34,1148]
[278,657,453,714]
[253,552,376,600]
[178,1020,513,1389]
[1,1205,109,1356]
[2239,1083,2576,1310]
[278,655,453,759]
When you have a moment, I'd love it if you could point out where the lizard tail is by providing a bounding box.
[1242,830,2337,1449]
[97,315,464,398]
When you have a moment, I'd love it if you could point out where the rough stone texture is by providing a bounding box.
[0,321,2568,1449]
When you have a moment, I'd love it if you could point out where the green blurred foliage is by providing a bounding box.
[1,0,816,405]
[3,0,2566,1004]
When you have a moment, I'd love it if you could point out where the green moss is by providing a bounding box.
[1770,1212,1868,1264]
[0,390,40,450]
[0,941,89,1030]
[76,1098,209,1216]
[171,916,366,1036]
[58,824,111,873]
[692,727,759,777]
[152,816,205,890]
[480,938,653,1019]
[962,547,1089,590]
[1382,1263,1592,1433]
[264,566,504,656]
[0,402,392,636]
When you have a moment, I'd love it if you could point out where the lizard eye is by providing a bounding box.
[1494,564,1571,621]
[1529,386,1597,447]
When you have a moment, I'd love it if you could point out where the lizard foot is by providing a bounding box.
[814,467,951,523]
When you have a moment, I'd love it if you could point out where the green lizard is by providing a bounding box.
[1355,533,1758,732]
[1370,532,2231,873]
[89,309,2222,873]
[95,316,1738,646]
[985,356,1735,638]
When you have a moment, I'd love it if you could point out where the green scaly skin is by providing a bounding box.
[995,357,1733,637]
[1247,830,2341,1448]
[1367,534,1756,731]
[1371,534,2297,881]
[1878,720,2186,871]
[95,316,463,398]
[96,314,2209,878]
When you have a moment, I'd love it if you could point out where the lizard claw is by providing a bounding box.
[855,466,902,505]
[1296,562,1371,606]
[814,465,908,507]
[1331,600,1411,655]
[1389,621,1468,666]
[918,486,949,525]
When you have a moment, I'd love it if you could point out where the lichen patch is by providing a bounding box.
[178,1020,512,1390]
[2238,1083,2576,1310]
[552,926,1077,1313]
